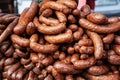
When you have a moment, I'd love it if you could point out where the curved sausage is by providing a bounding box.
[53,61,80,74]
[30,34,59,53]
[87,13,108,24]
[34,17,66,34]
[44,29,73,44]
[11,34,30,47]
[40,1,70,14]
[87,30,104,59]
[0,18,18,43]
[73,57,96,69]
[79,18,120,33]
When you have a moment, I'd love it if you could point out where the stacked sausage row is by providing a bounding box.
[0,0,120,80]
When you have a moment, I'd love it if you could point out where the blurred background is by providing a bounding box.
[94,0,120,17]
[0,0,120,17]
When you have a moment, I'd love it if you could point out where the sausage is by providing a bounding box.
[114,35,120,44]
[15,69,28,80]
[87,65,109,75]
[41,9,53,17]
[0,18,18,43]
[68,24,78,32]
[11,67,23,80]
[30,34,59,53]
[57,0,77,9]
[26,22,36,35]
[42,56,54,66]
[87,13,108,24]
[108,17,120,23]
[84,72,119,80]
[52,68,65,80]
[68,14,77,24]
[15,49,28,58]
[72,9,80,16]
[5,46,14,57]
[79,18,120,33]
[55,11,67,23]
[108,54,120,65]
[33,17,66,34]
[14,1,38,35]
[44,29,73,44]
[30,42,59,53]
[73,28,83,41]
[71,54,79,63]
[53,61,80,74]
[113,45,120,56]
[103,33,114,44]
[0,41,10,53]
[11,34,30,47]
[30,53,39,63]
[7,62,21,77]
[20,58,30,65]
[80,5,91,18]
[39,16,59,26]
[4,58,15,66]
[40,1,70,14]
[79,46,94,54]
[73,57,96,69]
[18,8,29,23]
[86,30,104,59]
[0,14,18,24]
[78,38,93,47]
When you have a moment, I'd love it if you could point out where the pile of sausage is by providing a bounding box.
[0,0,120,80]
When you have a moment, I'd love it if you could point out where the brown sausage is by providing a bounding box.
[30,34,59,53]
[87,13,108,24]
[68,24,78,32]
[108,54,120,65]
[57,0,77,9]
[39,16,59,25]
[26,22,36,35]
[79,18,120,33]
[103,33,114,44]
[80,5,91,18]
[7,62,21,77]
[114,35,120,44]
[113,45,120,55]
[87,65,109,75]
[68,14,77,24]
[14,1,38,35]
[15,69,28,80]
[44,29,73,44]
[11,34,30,47]
[73,28,83,41]
[86,30,104,59]
[30,42,59,53]
[34,17,66,34]
[30,53,39,63]
[79,46,94,54]
[73,57,96,69]
[42,56,54,66]
[40,1,70,14]
[108,17,120,23]
[0,18,18,43]
[41,9,53,17]
[84,72,119,80]
[55,11,67,23]
[53,61,80,74]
